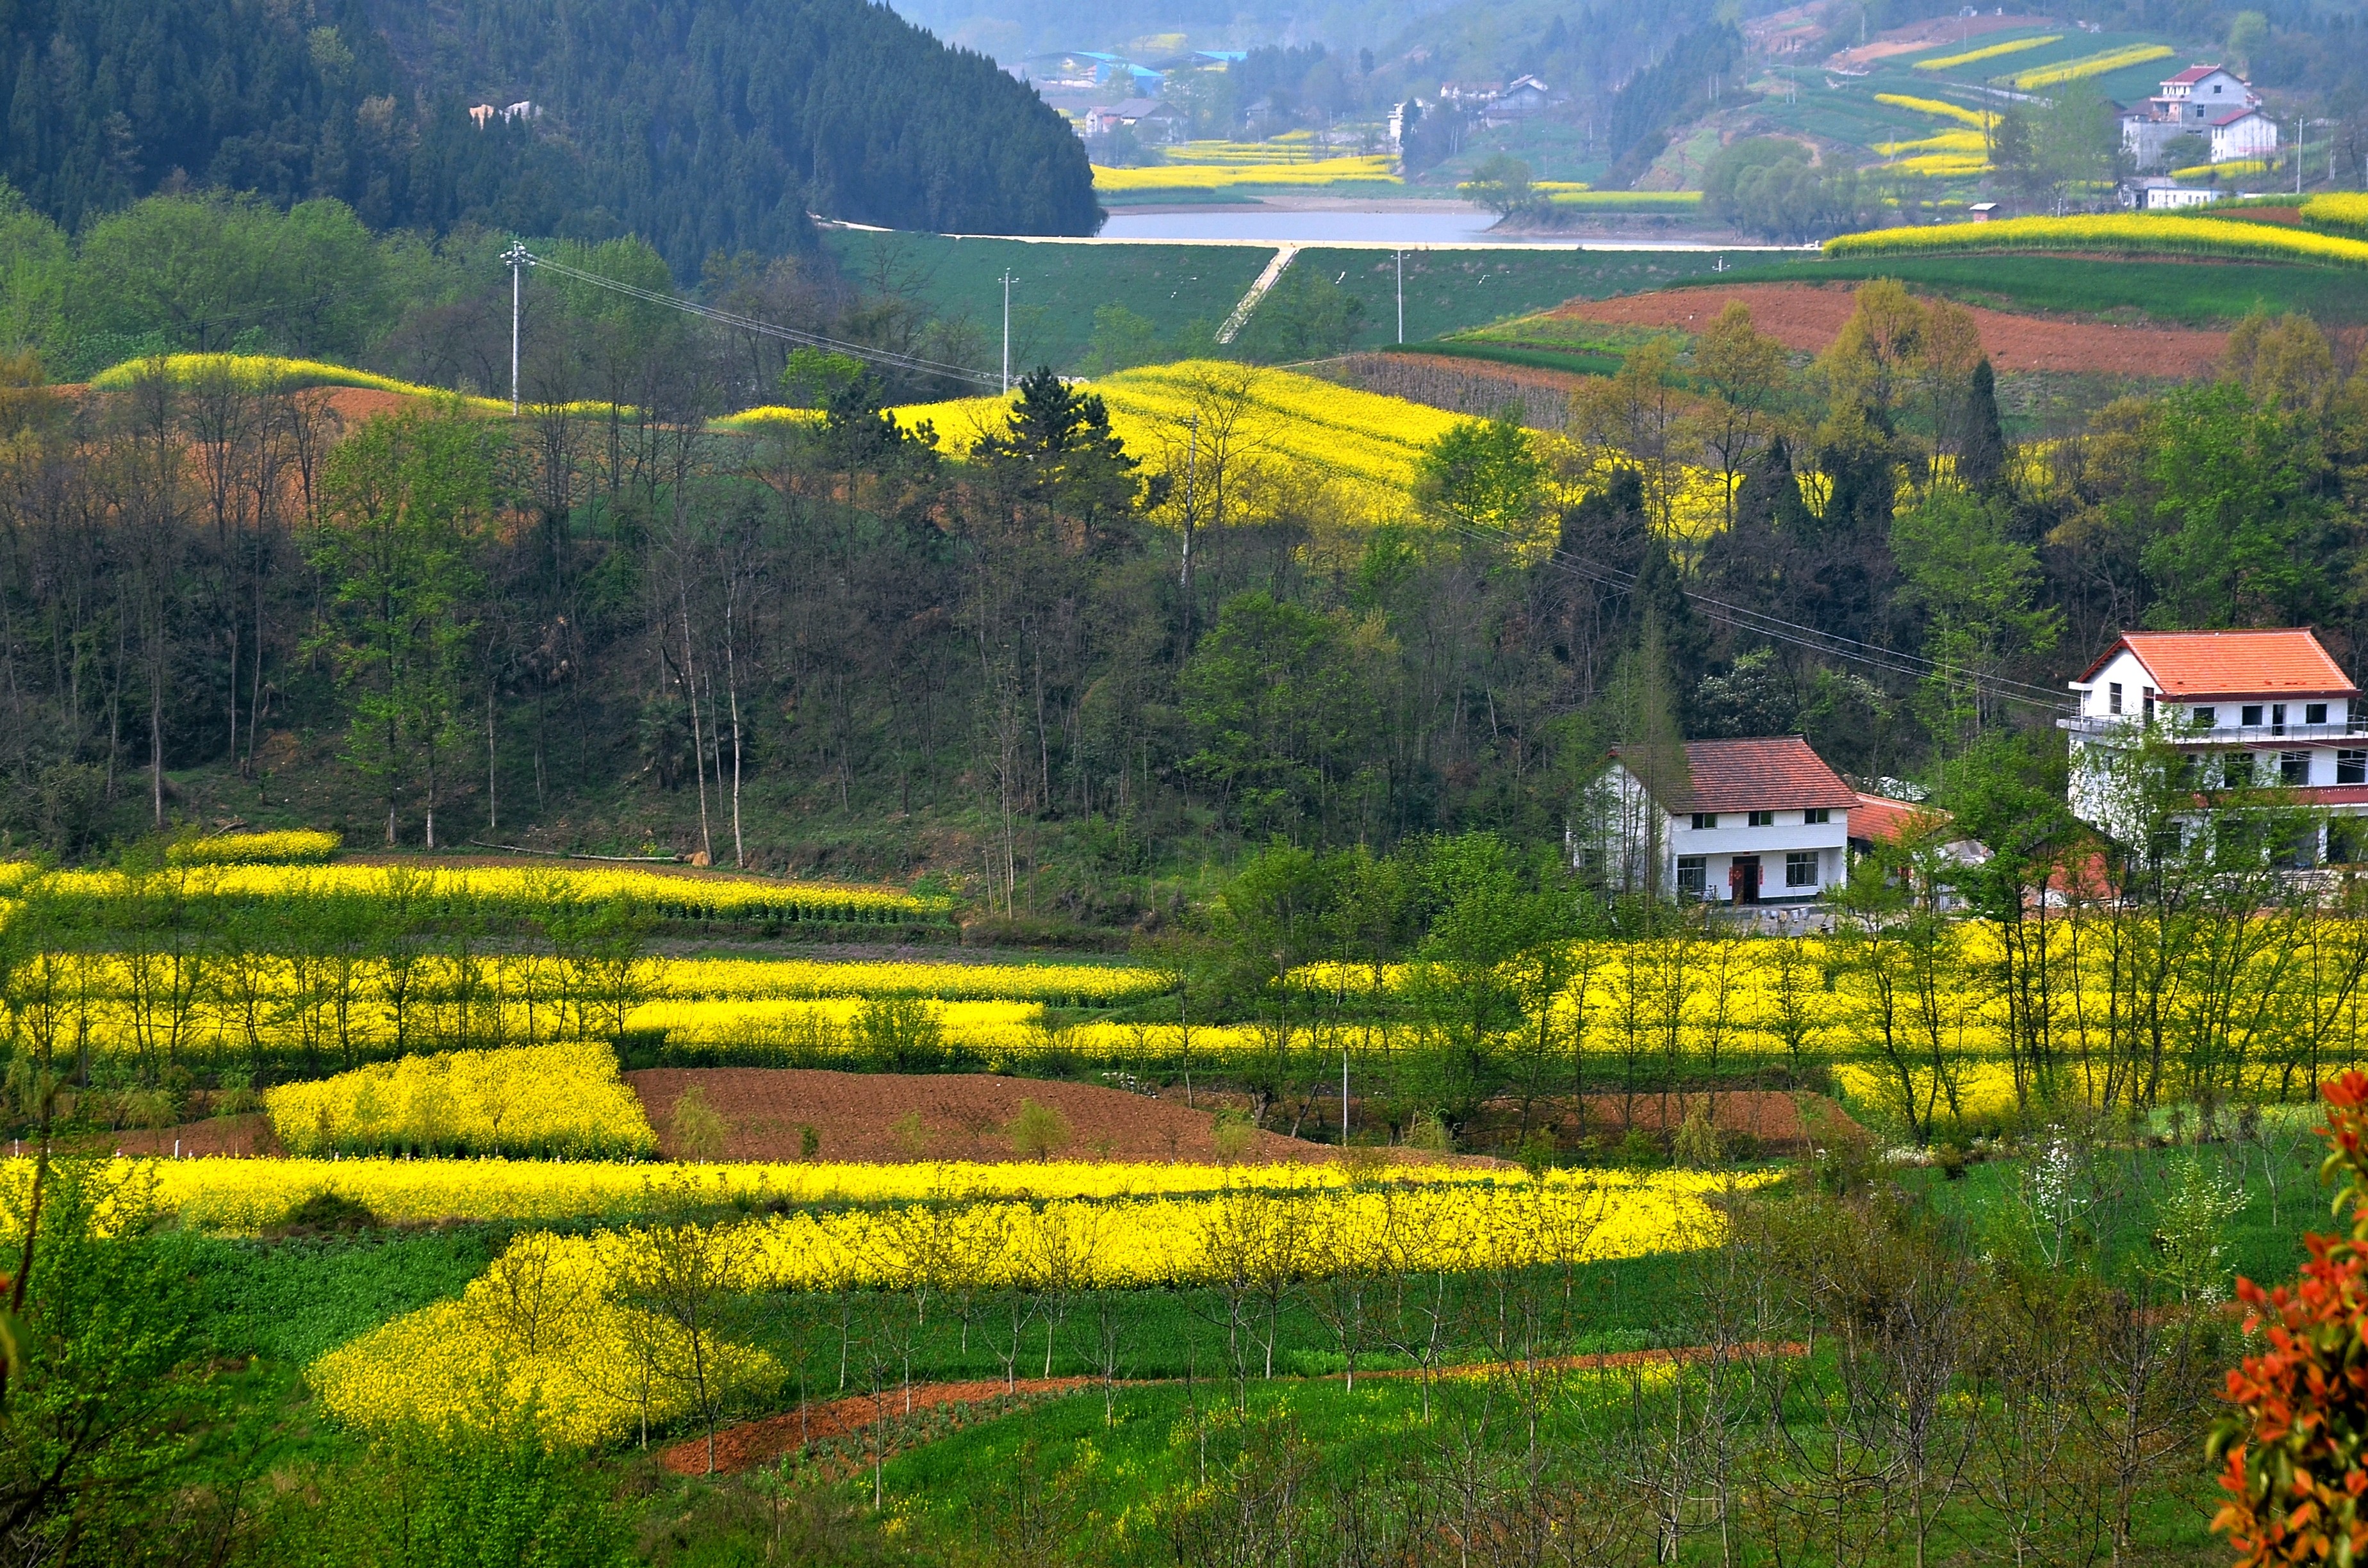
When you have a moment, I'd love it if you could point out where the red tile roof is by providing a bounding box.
[2076,629,2357,698]
[2165,65,2219,84]
[1615,736,1859,814]
[2210,108,2267,126]
[1848,792,1937,845]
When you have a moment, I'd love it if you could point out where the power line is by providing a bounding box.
[1427,514,2068,714]
[511,247,1003,391]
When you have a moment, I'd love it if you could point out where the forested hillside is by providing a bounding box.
[1,0,1098,272]
[4,275,2365,930]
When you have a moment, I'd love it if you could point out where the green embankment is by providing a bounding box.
[818,231,1752,370]
[1672,253,2368,326]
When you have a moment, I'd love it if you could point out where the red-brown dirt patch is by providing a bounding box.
[629,1066,1345,1164]
[1554,282,2227,377]
[67,1111,281,1159]
[660,1376,1094,1476]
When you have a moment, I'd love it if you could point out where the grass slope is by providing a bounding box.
[1662,253,2368,326]
[819,231,1753,370]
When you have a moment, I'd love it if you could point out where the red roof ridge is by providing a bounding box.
[1612,735,1858,814]
[2075,628,2358,698]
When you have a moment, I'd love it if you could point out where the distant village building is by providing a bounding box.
[2120,176,2220,209]
[2063,628,2367,861]
[2120,65,2278,168]
[1081,99,1185,142]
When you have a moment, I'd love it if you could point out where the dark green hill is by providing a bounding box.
[0,0,1098,272]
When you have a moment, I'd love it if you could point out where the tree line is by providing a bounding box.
[4,281,2367,925]
[2,0,1096,277]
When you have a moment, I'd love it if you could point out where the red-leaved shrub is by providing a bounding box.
[2210,1070,2368,1565]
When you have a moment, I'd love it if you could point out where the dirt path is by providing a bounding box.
[629,1066,1341,1164]
[666,1344,1814,1476]
[661,1376,1095,1475]
[1554,282,2227,377]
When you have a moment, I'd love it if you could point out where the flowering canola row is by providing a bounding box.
[263,1041,656,1159]
[310,1172,1746,1442]
[104,1151,1526,1233]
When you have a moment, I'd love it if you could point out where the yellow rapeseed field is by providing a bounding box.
[264,1041,656,1159]
[1094,156,1397,191]
[17,860,945,923]
[640,956,1162,1006]
[2009,42,2173,90]
[884,361,1465,524]
[1912,35,2060,71]
[167,830,341,865]
[311,1172,1748,1441]
[83,353,626,419]
[1825,214,2368,268]
[311,1231,775,1446]
[114,1152,1539,1233]
[2304,192,2368,234]
[1874,94,1997,129]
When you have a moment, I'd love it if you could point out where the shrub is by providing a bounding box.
[1212,1109,1259,1161]
[2211,1070,2368,1562]
[1005,1097,1073,1161]
[1673,1109,1722,1169]
[670,1084,728,1162]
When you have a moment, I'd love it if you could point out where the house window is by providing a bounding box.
[1691,812,1718,831]
[2223,753,2255,788]
[1785,851,1818,888]
[2310,703,2329,726]
[2342,750,2368,785]
[2282,751,2310,786]
[2274,703,2289,736]
[2144,689,2157,721]
[1805,807,1830,824]
[1748,810,1775,827]
[2109,682,2123,715]
[1676,856,1707,897]
[2244,705,2265,727]
[2193,706,2216,727]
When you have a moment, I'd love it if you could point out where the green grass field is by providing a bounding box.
[1678,252,2368,325]
[819,231,1759,370]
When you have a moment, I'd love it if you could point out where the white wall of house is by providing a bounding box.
[2065,648,2363,831]
[1595,762,1848,902]
[2212,112,2280,162]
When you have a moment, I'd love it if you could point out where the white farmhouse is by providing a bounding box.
[1597,737,1859,903]
[2062,628,2367,855]
[2119,64,2279,168]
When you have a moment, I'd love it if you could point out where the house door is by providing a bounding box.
[1729,856,1762,904]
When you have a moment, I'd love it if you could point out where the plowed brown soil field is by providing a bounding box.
[629,1066,1347,1164]
[1554,282,2226,377]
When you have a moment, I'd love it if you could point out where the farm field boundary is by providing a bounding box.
[1652,252,2368,326]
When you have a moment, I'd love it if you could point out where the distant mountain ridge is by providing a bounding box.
[1,0,1098,268]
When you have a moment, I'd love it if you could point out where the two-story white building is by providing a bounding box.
[2121,64,2279,168]
[2063,628,2367,857]
[1597,736,1859,903]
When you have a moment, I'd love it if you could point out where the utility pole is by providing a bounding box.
[1001,270,1014,393]
[502,240,530,417]
[1180,412,1199,642]
[1395,249,1404,343]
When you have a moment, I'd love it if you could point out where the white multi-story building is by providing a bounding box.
[1596,737,1859,903]
[2062,628,2367,854]
[2120,64,2279,168]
